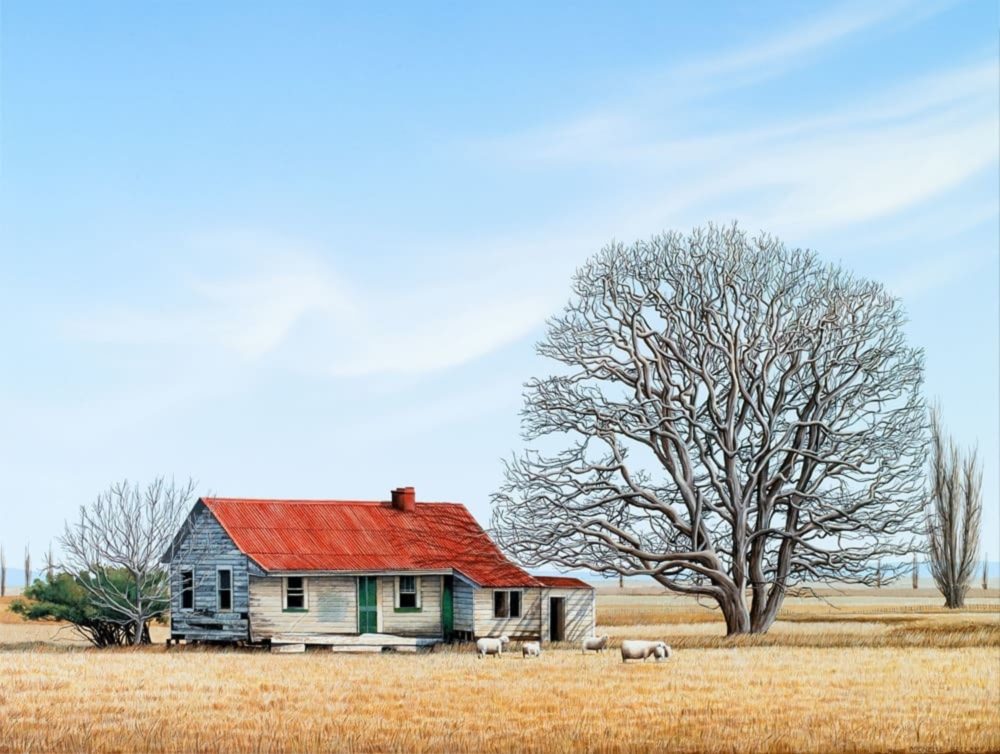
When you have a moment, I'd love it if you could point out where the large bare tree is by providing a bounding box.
[492,225,926,635]
[60,477,197,645]
[925,407,982,608]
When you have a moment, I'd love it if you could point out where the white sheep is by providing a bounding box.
[620,639,671,663]
[476,635,510,658]
[581,635,609,653]
[521,641,541,658]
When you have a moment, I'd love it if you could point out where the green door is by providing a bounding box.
[357,576,378,633]
[441,575,454,638]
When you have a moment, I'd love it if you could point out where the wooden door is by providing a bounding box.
[357,576,378,633]
[441,575,454,638]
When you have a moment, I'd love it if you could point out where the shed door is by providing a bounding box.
[549,597,565,642]
[357,576,378,633]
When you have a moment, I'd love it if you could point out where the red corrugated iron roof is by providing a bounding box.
[535,575,593,590]
[201,497,541,588]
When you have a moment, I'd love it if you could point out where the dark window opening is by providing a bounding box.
[217,569,232,611]
[398,575,417,608]
[181,570,193,610]
[494,590,521,619]
[286,576,306,609]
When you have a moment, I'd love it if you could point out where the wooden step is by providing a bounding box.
[271,632,440,648]
[271,643,305,654]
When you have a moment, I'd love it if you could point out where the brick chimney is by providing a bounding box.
[391,486,416,512]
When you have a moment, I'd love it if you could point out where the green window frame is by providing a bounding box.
[394,575,422,612]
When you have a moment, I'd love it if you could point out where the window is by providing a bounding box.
[493,590,521,618]
[217,568,232,611]
[284,576,308,611]
[395,575,421,611]
[180,570,194,610]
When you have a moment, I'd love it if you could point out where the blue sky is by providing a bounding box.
[1,1,997,576]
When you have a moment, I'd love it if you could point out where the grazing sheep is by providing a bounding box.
[476,635,510,658]
[581,635,609,654]
[620,639,671,663]
[521,641,541,658]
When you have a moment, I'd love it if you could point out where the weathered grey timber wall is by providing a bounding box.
[167,503,251,642]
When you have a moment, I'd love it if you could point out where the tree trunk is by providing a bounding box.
[750,587,786,633]
[717,585,752,636]
[943,584,965,609]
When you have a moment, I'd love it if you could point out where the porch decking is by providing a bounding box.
[270,632,441,653]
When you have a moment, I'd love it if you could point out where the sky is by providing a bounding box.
[1,1,998,581]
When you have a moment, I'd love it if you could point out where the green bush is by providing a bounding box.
[11,570,164,646]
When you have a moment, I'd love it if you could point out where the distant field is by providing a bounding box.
[1,590,998,753]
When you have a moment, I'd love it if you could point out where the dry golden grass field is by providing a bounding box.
[1,589,998,754]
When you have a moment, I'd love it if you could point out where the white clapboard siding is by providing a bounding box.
[379,576,443,637]
[473,587,543,639]
[248,575,357,640]
[453,578,475,633]
[546,587,595,643]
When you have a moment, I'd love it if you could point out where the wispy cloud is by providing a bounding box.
[482,53,998,240]
[888,248,999,301]
[70,253,359,359]
[482,0,946,167]
[667,0,920,90]
[67,235,556,379]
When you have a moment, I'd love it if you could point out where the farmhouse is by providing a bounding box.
[162,487,594,648]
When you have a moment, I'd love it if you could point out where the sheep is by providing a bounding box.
[476,635,510,658]
[620,639,671,663]
[521,641,542,658]
[581,635,609,654]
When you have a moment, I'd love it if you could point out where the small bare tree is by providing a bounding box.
[493,226,926,635]
[24,547,31,588]
[60,477,197,645]
[925,407,982,608]
[983,556,989,591]
[0,545,6,597]
[44,544,56,581]
[912,553,919,589]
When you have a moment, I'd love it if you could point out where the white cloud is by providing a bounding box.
[67,236,562,379]
[483,54,998,242]
[888,248,998,300]
[481,0,949,167]
[70,254,359,360]
[668,0,918,89]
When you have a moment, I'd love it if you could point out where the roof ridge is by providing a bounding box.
[203,497,466,506]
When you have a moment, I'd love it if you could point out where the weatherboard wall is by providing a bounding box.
[167,503,251,642]
[473,587,544,639]
[248,575,357,639]
[380,576,443,637]
[547,586,595,643]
